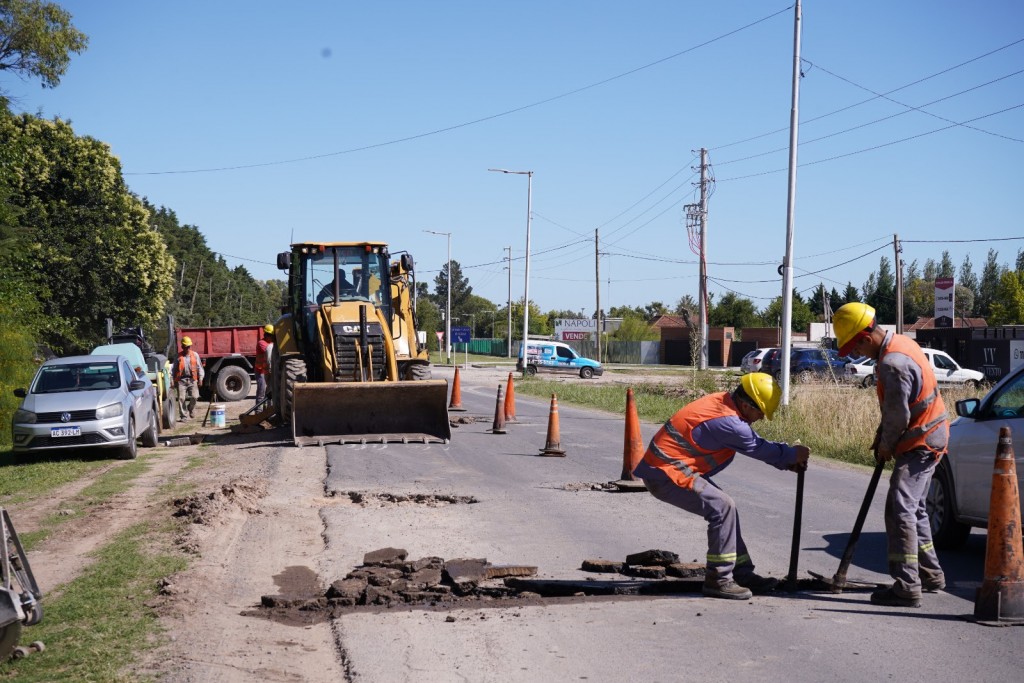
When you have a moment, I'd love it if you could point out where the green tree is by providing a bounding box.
[0,0,88,101]
[613,313,659,341]
[938,250,955,279]
[1,112,175,353]
[758,291,814,332]
[959,254,979,315]
[433,259,473,316]
[989,271,1024,325]
[978,249,1004,318]
[673,294,699,316]
[841,282,860,305]
[864,256,896,324]
[709,292,759,328]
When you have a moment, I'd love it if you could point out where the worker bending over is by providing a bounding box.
[835,302,947,608]
[634,373,810,600]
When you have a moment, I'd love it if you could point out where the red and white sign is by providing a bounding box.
[435,331,444,342]
[562,331,589,341]
[935,277,954,327]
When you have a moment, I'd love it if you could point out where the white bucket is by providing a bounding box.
[211,404,226,428]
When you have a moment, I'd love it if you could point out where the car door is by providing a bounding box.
[929,351,959,386]
[556,344,577,371]
[953,369,1024,519]
[123,360,148,426]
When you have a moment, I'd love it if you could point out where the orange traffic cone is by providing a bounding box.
[504,372,517,422]
[539,393,566,457]
[972,426,1024,624]
[614,388,646,490]
[489,384,507,434]
[449,367,466,412]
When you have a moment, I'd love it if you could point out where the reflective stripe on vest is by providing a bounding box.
[641,392,738,489]
[876,335,948,457]
[176,352,201,382]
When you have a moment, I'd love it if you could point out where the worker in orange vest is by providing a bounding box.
[835,302,948,608]
[173,336,205,421]
[254,324,274,406]
[633,372,809,600]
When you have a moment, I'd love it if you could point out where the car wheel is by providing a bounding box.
[163,395,177,430]
[215,365,251,402]
[927,461,970,550]
[773,370,783,381]
[971,379,984,390]
[580,367,594,379]
[798,369,813,384]
[141,405,159,447]
[526,365,537,376]
[120,417,138,460]
[862,375,875,388]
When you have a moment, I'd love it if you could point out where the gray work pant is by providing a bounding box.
[635,459,754,584]
[885,449,945,597]
[176,380,200,418]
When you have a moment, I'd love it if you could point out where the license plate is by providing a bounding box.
[51,426,81,438]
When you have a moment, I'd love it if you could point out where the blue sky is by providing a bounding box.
[6,1,1023,316]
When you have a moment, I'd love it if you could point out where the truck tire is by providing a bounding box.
[215,365,251,402]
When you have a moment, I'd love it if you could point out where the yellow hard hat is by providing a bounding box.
[181,336,193,347]
[739,372,782,420]
[263,324,274,335]
[834,302,876,356]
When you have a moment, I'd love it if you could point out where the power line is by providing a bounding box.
[126,7,792,176]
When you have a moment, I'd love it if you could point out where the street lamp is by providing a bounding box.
[424,229,452,364]
[489,168,533,377]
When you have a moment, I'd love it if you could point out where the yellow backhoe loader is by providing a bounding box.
[271,241,450,446]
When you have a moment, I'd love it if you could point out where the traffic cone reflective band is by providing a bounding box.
[490,384,507,434]
[620,388,643,480]
[504,372,517,422]
[449,367,466,412]
[973,426,1024,624]
[539,393,566,457]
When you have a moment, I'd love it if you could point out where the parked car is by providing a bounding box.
[10,355,160,460]
[790,348,848,382]
[517,341,603,379]
[928,362,1024,549]
[844,357,876,387]
[740,348,772,374]
[760,348,783,379]
[921,348,985,388]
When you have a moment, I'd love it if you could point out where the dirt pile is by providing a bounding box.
[172,478,269,525]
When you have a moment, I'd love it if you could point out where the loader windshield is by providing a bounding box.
[308,246,389,311]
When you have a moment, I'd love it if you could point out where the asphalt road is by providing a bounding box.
[318,366,1022,682]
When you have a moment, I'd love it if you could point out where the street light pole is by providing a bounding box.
[424,229,452,364]
[489,169,533,377]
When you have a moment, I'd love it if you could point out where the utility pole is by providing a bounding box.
[894,233,904,334]
[595,228,601,363]
[779,0,802,405]
[505,246,512,358]
[698,148,709,370]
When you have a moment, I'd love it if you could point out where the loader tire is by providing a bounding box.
[163,395,177,430]
[277,355,307,425]
[409,363,432,381]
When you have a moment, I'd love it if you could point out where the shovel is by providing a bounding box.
[807,459,886,593]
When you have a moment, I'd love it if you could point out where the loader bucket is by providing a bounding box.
[291,380,451,446]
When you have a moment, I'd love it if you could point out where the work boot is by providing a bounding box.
[922,576,946,593]
[702,579,752,601]
[870,585,921,608]
[735,573,780,594]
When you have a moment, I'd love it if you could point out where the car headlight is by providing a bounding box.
[96,402,124,420]
[13,408,36,424]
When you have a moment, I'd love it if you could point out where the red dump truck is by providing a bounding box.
[173,325,266,402]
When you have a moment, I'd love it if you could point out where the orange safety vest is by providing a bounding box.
[175,351,201,382]
[876,334,948,458]
[255,339,269,374]
[641,392,740,489]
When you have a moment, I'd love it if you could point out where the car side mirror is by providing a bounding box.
[14,388,26,398]
[956,398,980,418]
[129,379,147,391]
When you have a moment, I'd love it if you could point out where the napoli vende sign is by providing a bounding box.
[555,318,596,341]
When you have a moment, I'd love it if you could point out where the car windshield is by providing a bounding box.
[33,362,120,393]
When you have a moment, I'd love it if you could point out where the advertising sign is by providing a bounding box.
[1012,340,1024,372]
[555,318,596,341]
[934,277,954,328]
[451,326,471,344]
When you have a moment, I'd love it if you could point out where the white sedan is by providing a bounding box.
[844,357,875,387]
[928,363,1024,548]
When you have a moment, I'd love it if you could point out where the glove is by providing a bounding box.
[788,444,810,472]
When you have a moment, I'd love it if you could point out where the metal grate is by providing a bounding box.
[333,333,387,381]
[34,410,98,423]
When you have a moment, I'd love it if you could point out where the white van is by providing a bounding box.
[920,348,984,387]
[516,341,604,379]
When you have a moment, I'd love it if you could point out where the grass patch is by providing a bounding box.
[0,521,186,682]
[0,453,113,506]
[517,375,985,468]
